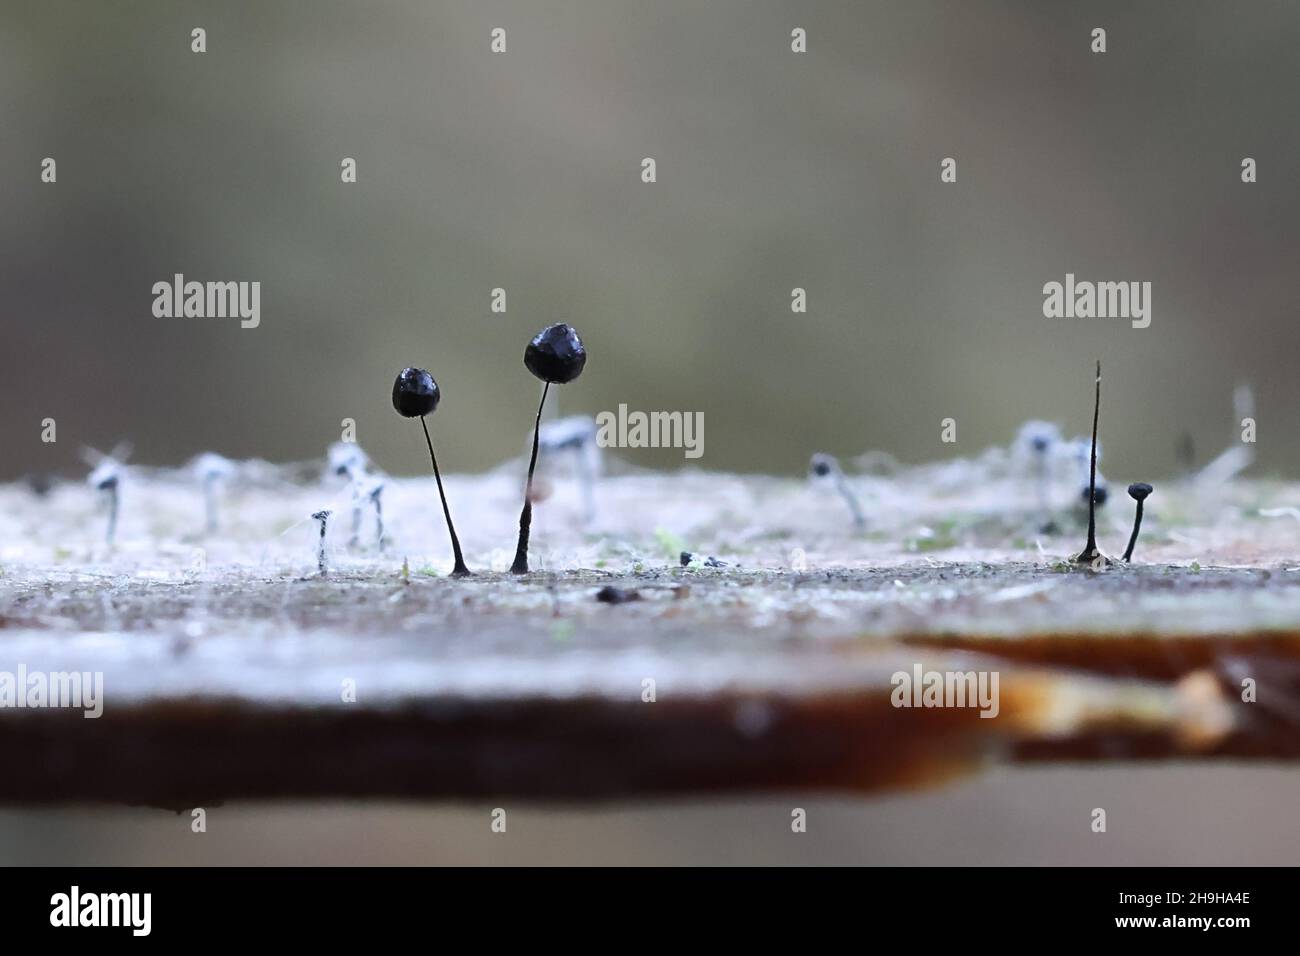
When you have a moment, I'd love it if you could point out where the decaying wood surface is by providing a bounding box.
[0,450,1297,806]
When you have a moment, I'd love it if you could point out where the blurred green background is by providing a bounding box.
[1,0,1297,480]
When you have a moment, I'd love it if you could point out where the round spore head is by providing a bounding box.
[524,324,587,384]
[392,367,440,418]
[1128,482,1153,502]
[809,453,836,478]
[1081,483,1109,506]
[1017,420,1061,455]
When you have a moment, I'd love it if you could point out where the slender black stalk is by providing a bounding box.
[835,473,867,531]
[511,381,550,574]
[421,417,470,577]
[312,510,330,575]
[1122,483,1153,562]
[105,482,119,547]
[1077,361,1101,563]
[1123,499,1144,562]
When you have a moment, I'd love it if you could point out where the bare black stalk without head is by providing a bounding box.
[392,367,470,577]
[1122,482,1153,562]
[512,324,587,574]
[809,453,866,531]
[1075,361,1104,564]
[312,510,330,575]
[1072,433,1108,511]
